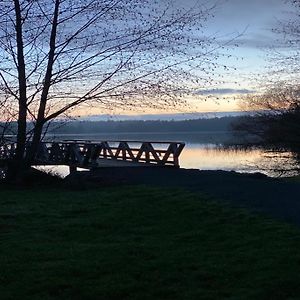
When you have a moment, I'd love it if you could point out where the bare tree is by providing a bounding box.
[234,0,300,147]
[240,84,300,113]
[232,84,300,150]
[268,0,300,83]
[0,0,230,177]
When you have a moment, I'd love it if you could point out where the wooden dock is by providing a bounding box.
[0,140,185,172]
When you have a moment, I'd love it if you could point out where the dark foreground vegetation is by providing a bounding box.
[232,111,300,149]
[1,184,300,300]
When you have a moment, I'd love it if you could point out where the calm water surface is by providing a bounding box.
[181,144,298,176]
[35,132,300,177]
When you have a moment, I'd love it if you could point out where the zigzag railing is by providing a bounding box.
[0,140,185,168]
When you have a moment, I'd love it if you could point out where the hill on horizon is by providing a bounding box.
[77,111,252,122]
[47,116,238,134]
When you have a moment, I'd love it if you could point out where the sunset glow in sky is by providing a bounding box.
[76,0,293,117]
[0,0,295,121]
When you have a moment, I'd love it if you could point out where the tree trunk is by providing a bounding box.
[25,0,60,166]
[11,0,28,180]
[25,121,44,165]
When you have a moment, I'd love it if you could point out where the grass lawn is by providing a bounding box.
[1,186,300,300]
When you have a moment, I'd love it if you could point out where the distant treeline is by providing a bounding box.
[1,116,237,135]
[49,117,236,134]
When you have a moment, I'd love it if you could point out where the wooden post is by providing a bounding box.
[69,164,77,174]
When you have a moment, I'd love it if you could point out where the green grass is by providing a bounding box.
[1,186,300,300]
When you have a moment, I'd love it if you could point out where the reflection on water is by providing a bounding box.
[181,144,263,172]
[181,144,299,176]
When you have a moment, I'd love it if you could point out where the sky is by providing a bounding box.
[1,0,295,121]
[179,0,293,114]
[208,0,290,66]
[91,0,294,118]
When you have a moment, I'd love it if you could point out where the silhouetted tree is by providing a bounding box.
[234,0,300,148]
[233,85,300,147]
[268,0,300,83]
[0,0,231,178]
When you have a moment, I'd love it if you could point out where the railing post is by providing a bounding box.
[69,164,77,174]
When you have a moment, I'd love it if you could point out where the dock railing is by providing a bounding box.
[1,140,185,168]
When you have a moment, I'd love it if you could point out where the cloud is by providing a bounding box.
[196,88,256,95]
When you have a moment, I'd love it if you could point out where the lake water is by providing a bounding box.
[180,144,299,176]
[35,132,300,178]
